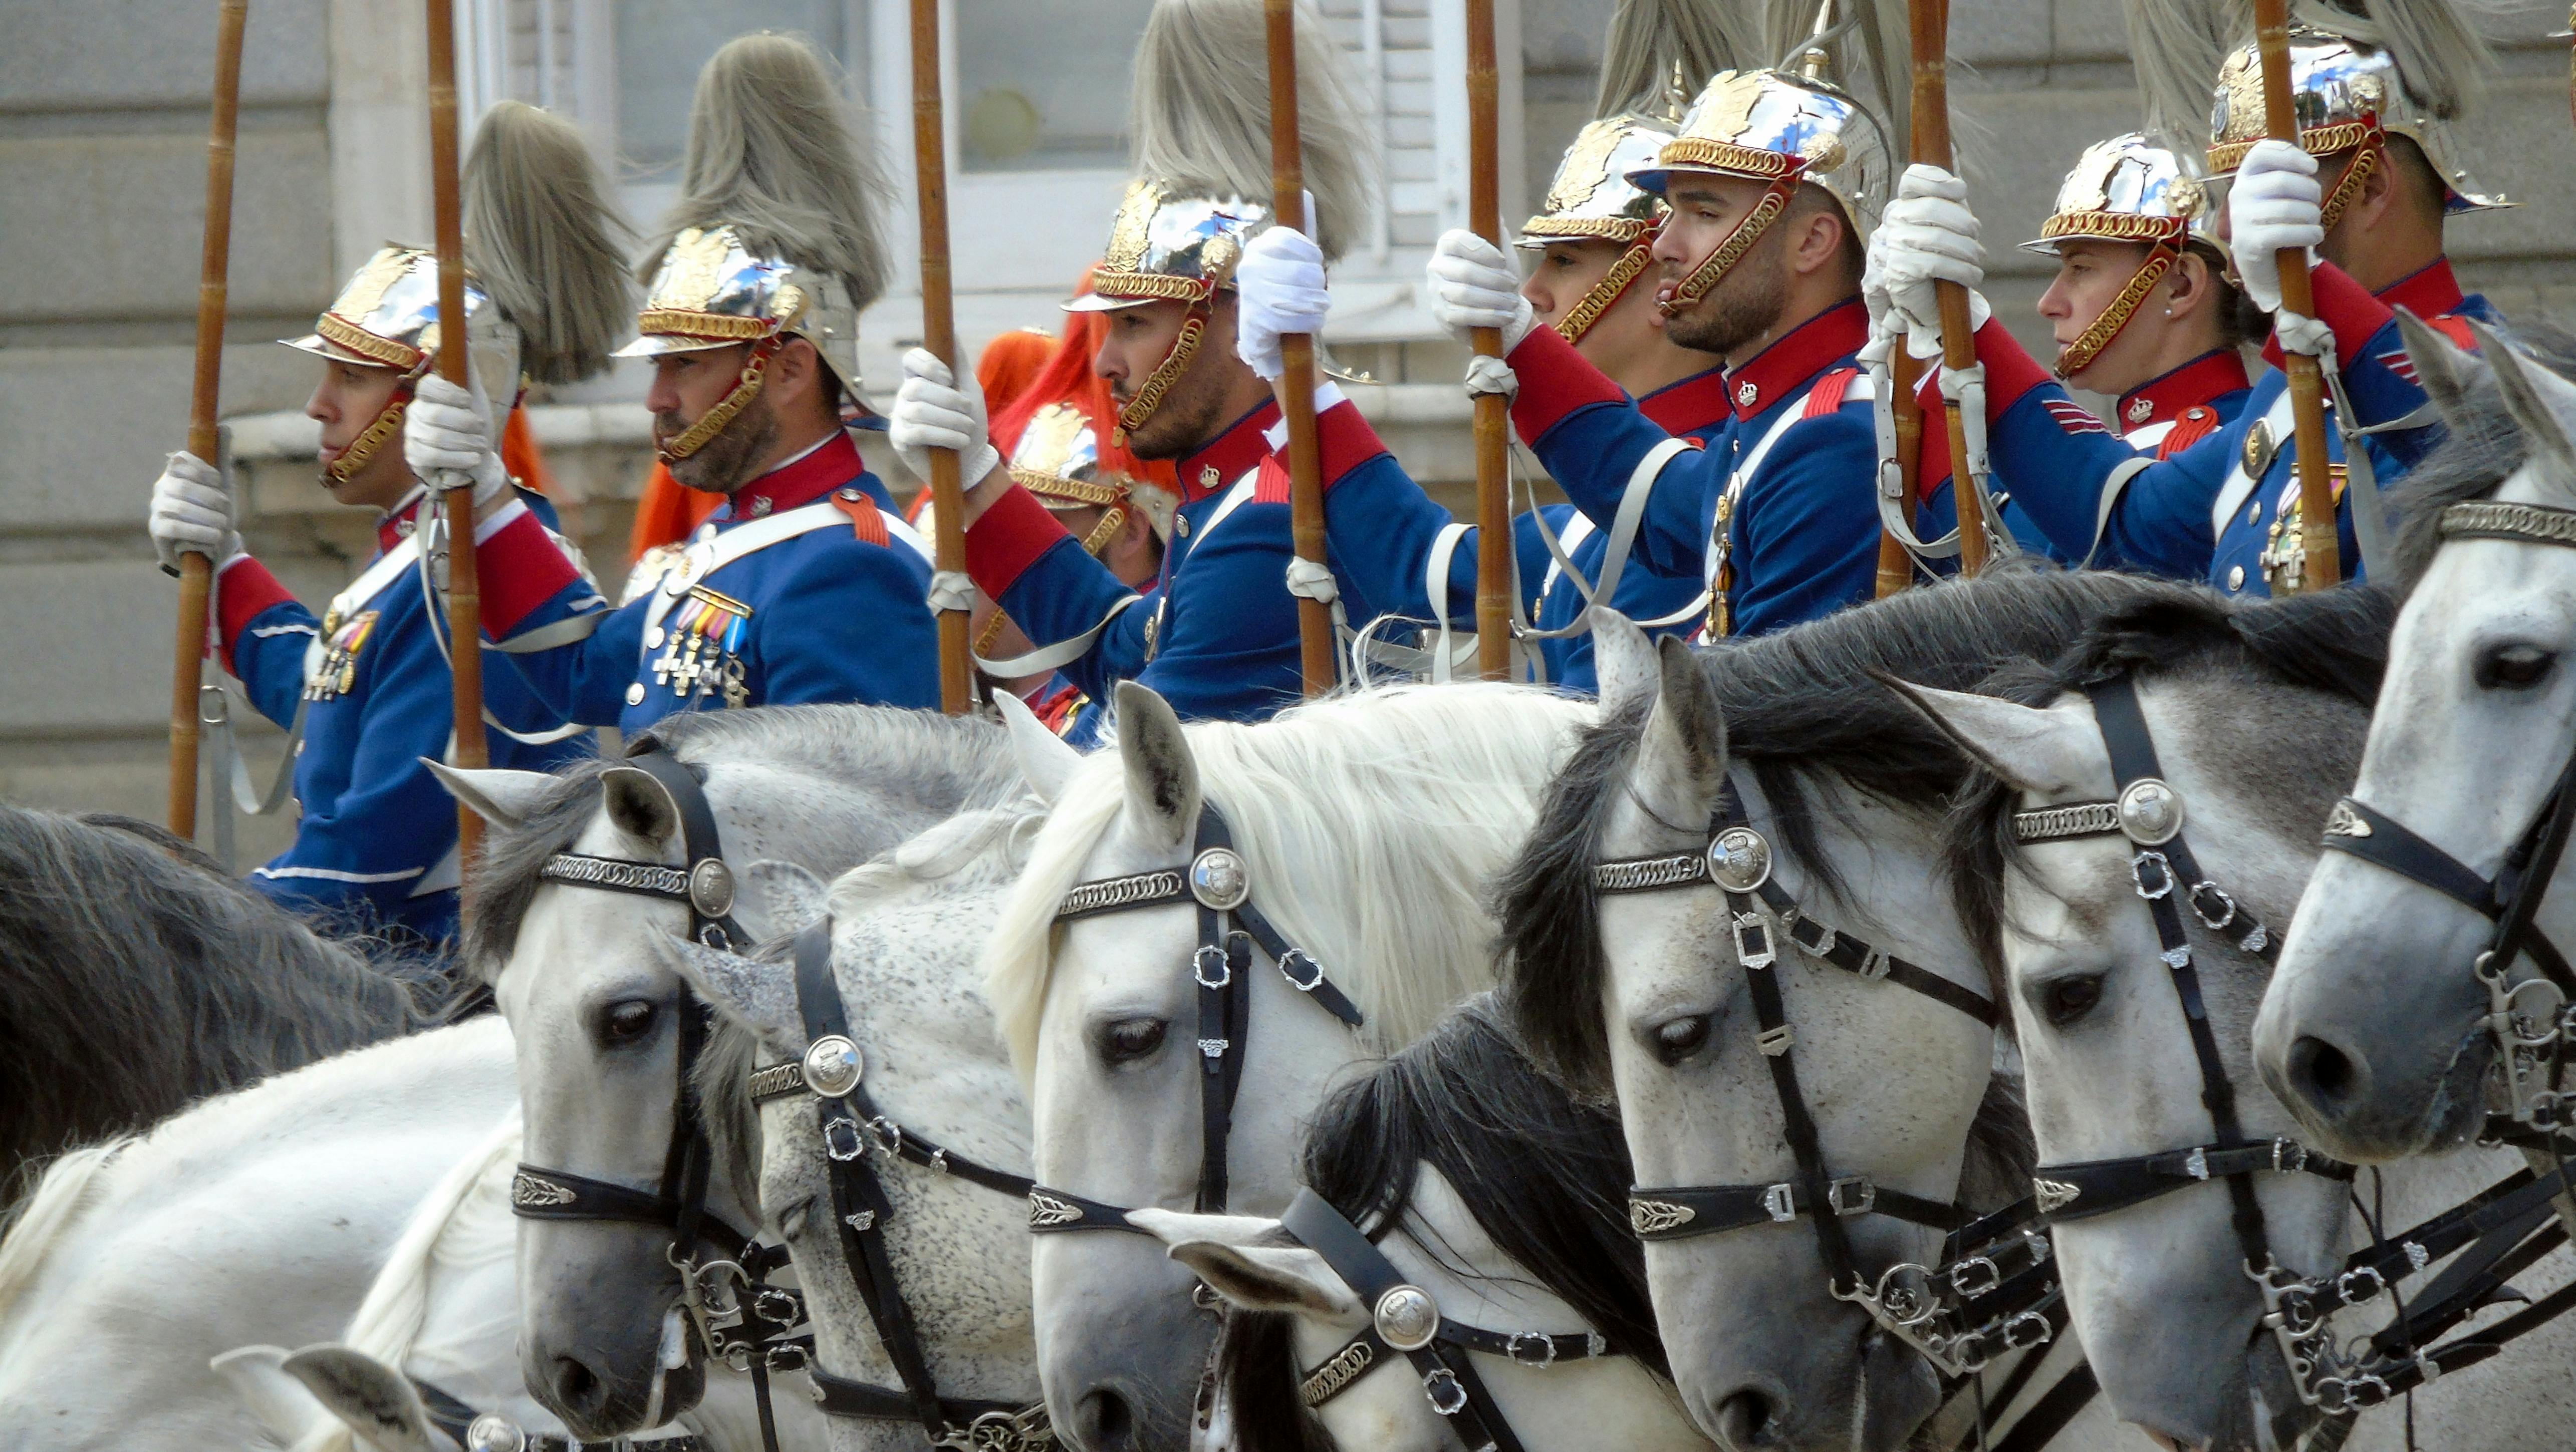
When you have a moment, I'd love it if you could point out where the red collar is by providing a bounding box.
[2377,258,2465,321]
[1724,301,1870,421]
[718,431,865,521]
[376,488,429,553]
[1175,400,1282,502]
[2116,351,2251,430]
[1639,368,1733,438]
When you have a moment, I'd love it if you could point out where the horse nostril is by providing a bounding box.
[2287,1035,2361,1111]
[1714,1386,1782,1450]
[551,1356,606,1415]
[1076,1386,1136,1450]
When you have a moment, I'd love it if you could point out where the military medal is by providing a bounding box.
[2257,464,2348,595]
[651,585,754,704]
[305,609,381,701]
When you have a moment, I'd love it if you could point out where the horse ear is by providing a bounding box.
[2464,319,2576,485]
[658,933,805,1056]
[2393,309,2483,430]
[424,763,556,829]
[1113,681,1200,853]
[1591,609,1661,717]
[1633,634,1727,826]
[1127,1209,1363,1320]
[737,859,829,942]
[601,764,680,847]
[1878,678,2105,798]
[996,688,1083,806]
[278,1344,439,1452]
[208,1345,322,1447]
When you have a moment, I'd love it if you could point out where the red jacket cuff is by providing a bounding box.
[214,554,295,676]
[1972,318,2053,419]
[966,484,1074,597]
[474,501,585,637]
[2260,262,2389,371]
[1504,324,1629,443]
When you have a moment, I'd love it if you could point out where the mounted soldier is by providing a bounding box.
[143,102,622,951]
[421,33,942,728]
[1870,9,2504,595]
[887,0,1375,739]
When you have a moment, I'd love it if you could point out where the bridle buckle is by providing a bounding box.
[822,1116,866,1163]
[1732,910,1777,970]
[2188,881,2240,929]
[2269,1137,2308,1174]
[1421,1366,1470,1417]
[1785,912,1836,959]
[1192,943,1234,990]
[1761,1182,1797,1222]
[1948,1255,2000,1299]
[1278,949,1326,992]
[1503,1331,1558,1367]
[2131,850,2175,900]
[1827,1176,1876,1216]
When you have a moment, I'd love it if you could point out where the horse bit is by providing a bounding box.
[2019,669,2575,1419]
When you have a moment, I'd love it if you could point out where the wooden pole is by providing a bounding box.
[1466,0,1512,678]
[912,0,972,712]
[1910,0,1989,576]
[1265,0,1336,698]
[2253,0,2340,593]
[169,0,250,840]
[1877,349,1924,597]
[426,0,487,866]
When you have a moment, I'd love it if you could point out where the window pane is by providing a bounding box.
[955,0,1155,173]
[614,2,857,187]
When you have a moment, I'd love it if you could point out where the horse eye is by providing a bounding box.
[1652,1014,1713,1066]
[2042,976,2105,1029]
[1098,1018,1168,1065]
[600,999,658,1045]
[2476,644,2555,691]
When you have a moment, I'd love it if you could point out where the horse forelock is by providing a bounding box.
[984,683,1592,1075]
[2390,318,2576,592]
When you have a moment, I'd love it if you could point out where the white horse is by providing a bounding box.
[1492,582,2159,1452]
[2258,320,2576,1163]
[664,805,1049,1452]
[1900,580,2576,1450]
[984,679,1598,1452]
[434,704,1025,1441]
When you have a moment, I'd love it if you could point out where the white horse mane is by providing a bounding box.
[823,801,1047,924]
[983,683,1595,1072]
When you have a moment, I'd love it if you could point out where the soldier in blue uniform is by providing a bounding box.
[887,0,1378,740]
[141,104,626,948]
[1871,27,2507,596]
[1418,60,1908,641]
[419,35,942,728]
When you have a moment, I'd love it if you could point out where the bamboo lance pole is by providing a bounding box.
[2253,0,2339,593]
[169,0,250,839]
[912,0,973,712]
[1466,0,1513,679]
[1266,0,1336,698]
[425,0,487,865]
[1877,349,1924,597]
[1909,0,1990,575]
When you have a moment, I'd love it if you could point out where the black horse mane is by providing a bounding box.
[2387,318,2576,590]
[0,803,435,1197]
[1499,564,2174,1093]
[1942,584,2398,1007]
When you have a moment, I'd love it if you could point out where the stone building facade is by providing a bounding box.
[2,0,2567,862]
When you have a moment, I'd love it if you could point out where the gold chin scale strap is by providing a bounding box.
[327,378,419,484]
[2056,242,2181,378]
[1113,310,1208,448]
[1659,173,1801,319]
[1556,237,1658,345]
[659,335,785,464]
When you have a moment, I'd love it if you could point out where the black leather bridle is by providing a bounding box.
[2315,498,2576,1131]
[1277,1189,1614,1452]
[1020,801,1366,1234]
[738,916,1054,1451]
[408,1375,709,1452]
[504,741,806,1435]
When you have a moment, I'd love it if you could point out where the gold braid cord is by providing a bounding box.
[2057,246,2177,378]
[974,608,1008,657]
[659,338,782,463]
[1660,183,1793,317]
[2317,140,2380,233]
[328,389,412,483]
[1556,240,1657,344]
[1113,313,1206,448]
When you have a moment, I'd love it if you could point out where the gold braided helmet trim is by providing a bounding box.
[2205,31,2507,215]
[1521,116,1674,243]
[2017,134,2213,379]
[282,245,520,483]
[616,223,864,395]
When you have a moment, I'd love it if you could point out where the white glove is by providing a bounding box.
[890,347,1001,489]
[1234,226,1331,382]
[2226,138,2323,315]
[403,372,512,509]
[1875,165,1991,359]
[148,450,242,572]
[1426,229,1536,353]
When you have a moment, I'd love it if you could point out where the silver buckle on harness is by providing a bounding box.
[1278,949,1326,992]
[2001,1309,2053,1350]
[1193,943,1234,989]
[1504,1331,1559,1367]
[1421,1367,1469,1417]
[2269,1137,2308,1174]
[1786,912,1836,958]
[1733,910,1777,969]
[2189,881,2239,929]
[822,1116,866,1163]
[1827,1177,1876,1216]
[1948,1255,2000,1299]
[1762,1182,1797,1221]
[2132,850,2176,900]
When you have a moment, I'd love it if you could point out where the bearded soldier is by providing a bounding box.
[887,0,1375,737]
[1872,23,2504,594]
[420,34,941,726]
[142,103,622,948]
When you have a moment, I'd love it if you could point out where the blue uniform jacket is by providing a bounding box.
[216,485,591,945]
[964,400,1376,744]
[477,430,942,731]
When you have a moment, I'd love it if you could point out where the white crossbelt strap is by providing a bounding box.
[1521,434,1700,639]
[976,477,1259,678]
[1706,377,1873,591]
[2210,390,2300,539]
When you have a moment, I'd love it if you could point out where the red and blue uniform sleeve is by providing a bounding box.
[746,535,942,708]
[2261,263,2451,471]
[1727,406,1884,637]
[214,555,318,728]
[971,485,1155,705]
[1306,395,1493,626]
[461,499,625,723]
[1126,498,1314,724]
[1505,325,1715,578]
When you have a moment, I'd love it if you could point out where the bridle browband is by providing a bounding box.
[2317,497,2576,1131]
[506,741,807,1433]
[2018,669,2576,1419]
[1021,800,1366,1235]
[737,918,1054,1450]
[1279,1189,1614,1452]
